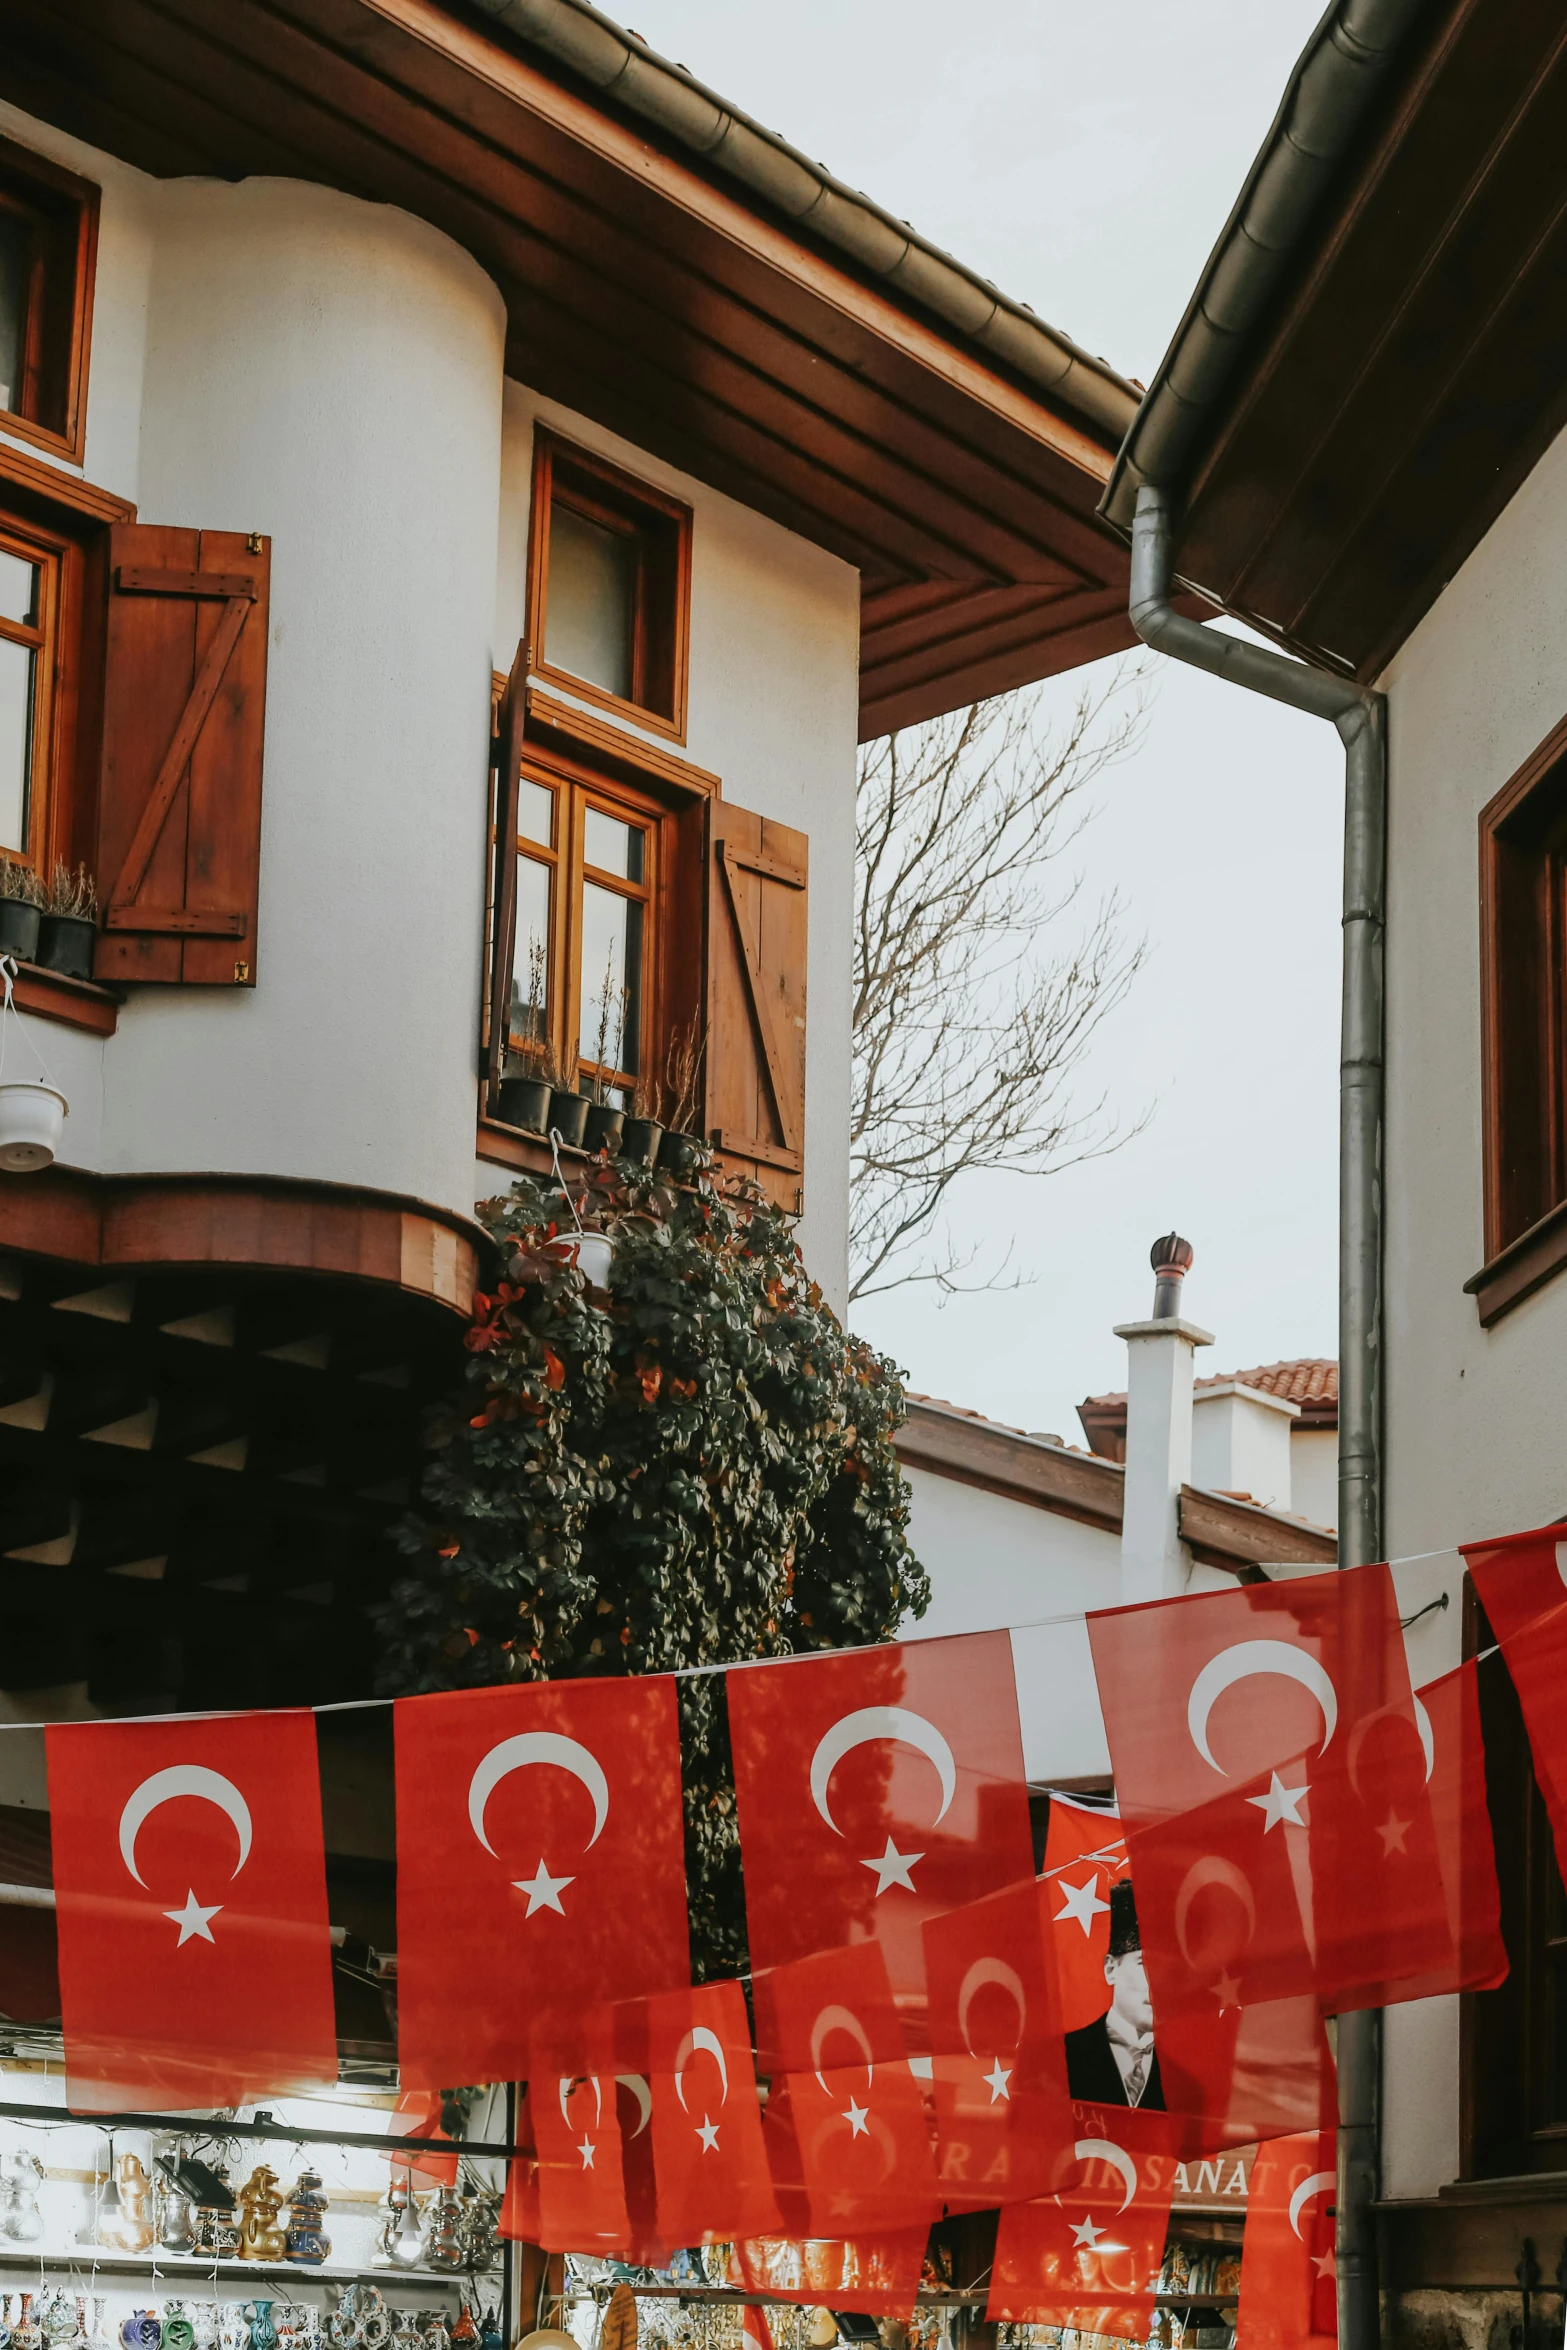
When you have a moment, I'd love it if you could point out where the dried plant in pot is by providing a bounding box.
[546,1044,589,1150]
[618,1071,663,1168]
[655,1015,709,1173]
[0,861,42,964]
[495,940,553,1134]
[581,958,627,1157]
[36,863,97,981]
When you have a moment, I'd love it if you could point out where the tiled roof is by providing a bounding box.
[1080,1357,1337,1421]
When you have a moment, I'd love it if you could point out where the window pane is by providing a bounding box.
[583,806,645,882]
[0,549,38,628]
[518,779,553,847]
[0,634,34,855]
[579,881,644,1076]
[0,215,29,417]
[545,502,635,700]
[507,853,551,1050]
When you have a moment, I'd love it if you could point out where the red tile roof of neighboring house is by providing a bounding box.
[1077,1357,1338,1458]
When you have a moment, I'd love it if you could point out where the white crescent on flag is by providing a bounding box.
[955,1956,1027,2057]
[1289,2171,1334,2240]
[811,2002,876,2093]
[1173,1853,1257,1968]
[118,1766,253,1888]
[1187,1641,1338,1774]
[674,2025,730,2112]
[1068,2138,1138,2213]
[467,1733,609,1855]
[808,1707,957,1834]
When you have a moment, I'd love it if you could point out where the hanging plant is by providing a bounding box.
[374,1154,929,1975]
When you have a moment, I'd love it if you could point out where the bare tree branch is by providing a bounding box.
[850,663,1154,1301]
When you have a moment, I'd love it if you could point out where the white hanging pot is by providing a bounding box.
[0,1080,66,1171]
[565,1230,615,1287]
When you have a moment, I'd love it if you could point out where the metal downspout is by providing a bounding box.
[1128,482,1385,2350]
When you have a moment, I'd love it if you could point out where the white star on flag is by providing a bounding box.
[860,1836,922,1895]
[1053,1874,1112,1935]
[1247,1771,1309,1831]
[514,1859,574,1916]
[982,2060,1012,2104]
[1071,2215,1107,2249]
[843,2099,870,2138]
[1313,2250,1336,2281]
[1212,1969,1243,2010]
[696,2117,720,2153]
[164,1890,222,1946]
[1377,1810,1410,1855]
[577,2136,596,2169]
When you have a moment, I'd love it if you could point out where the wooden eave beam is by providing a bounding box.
[1177,1483,1338,1570]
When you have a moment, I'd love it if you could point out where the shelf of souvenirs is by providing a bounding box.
[0,2255,502,2293]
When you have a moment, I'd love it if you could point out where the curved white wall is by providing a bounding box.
[103,177,505,1217]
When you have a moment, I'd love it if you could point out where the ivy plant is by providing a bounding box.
[374,1152,929,1976]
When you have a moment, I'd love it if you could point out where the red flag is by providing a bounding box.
[987,2129,1176,2327]
[1042,1795,1128,2032]
[381,2091,459,2185]
[923,1879,1073,2209]
[1363,1661,1506,2002]
[728,1632,1034,2051]
[1088,1564,1451,2016]
[46,1709,337,2110]
[1464,1523,1567,1856]
[731,2230,927,2319]
[646,1978,780,2245]
[1236,2130,1337,2350]
[531,2060,631,2252]
[740,2307,774,2350]
[394,1676,690,2087]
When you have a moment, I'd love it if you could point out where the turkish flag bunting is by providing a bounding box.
[381,2091,459,2185]
[1088,1563,1453,2016]
[987,2129,1176,2327]
[730,2231,928,2319]
[757,1944,941,2236]
[1043,1795,1128,2032]
[923,1878,1073,2209]
[1464,1523,1567,1863]
[530,2059,631,2253]
[728,1631,1034,2055]
[1235,2130,1337,2350]
[394,1676,690,2087]
[1371,1660,1506,2002]
[46,1709,337,2111]
[646,1978,780,2245]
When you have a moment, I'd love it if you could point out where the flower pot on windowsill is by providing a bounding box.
[583,1103,624,1155]
[548,1089,591,1150]
[36,913,95,981]
[620,1117,663,1167]
[0,900,40,962]
[496,1074,552,1133]
[0,1081,66,1171]
[659,1129,707,1174]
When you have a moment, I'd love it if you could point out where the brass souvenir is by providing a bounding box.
[236,2170,288,2264]
[101,2155,157,2255]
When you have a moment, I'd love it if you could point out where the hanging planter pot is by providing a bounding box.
[562,1230,615,1287]
[0,1083,66,1171]
[35,913,95,981]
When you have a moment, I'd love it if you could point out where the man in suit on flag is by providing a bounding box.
[1062,1882,1164,2109]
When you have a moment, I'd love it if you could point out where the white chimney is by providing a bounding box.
[1191,1382,1299,1509]
[1116,1233,1213,1603]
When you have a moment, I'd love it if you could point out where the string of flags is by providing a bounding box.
[28,1522,1567,2323]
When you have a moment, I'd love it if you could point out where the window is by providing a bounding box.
[528,431,691,741]
[0,136,99,465]
[1474,715,1567,1316]
[497,761,663,1108]
[0,523,57,864]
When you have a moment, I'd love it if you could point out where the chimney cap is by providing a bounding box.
[1150,1232,1194,1276]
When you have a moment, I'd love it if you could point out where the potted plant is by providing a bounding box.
[619,1073,663,1168]
[0,861,42,963]
[495,940,553,1133]
[547,1043,589,1150]
[655,1017,708,1174]
[582,959,627,1156]
[36,863,96,981]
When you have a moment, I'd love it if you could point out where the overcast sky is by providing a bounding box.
[635,0,1342,1443]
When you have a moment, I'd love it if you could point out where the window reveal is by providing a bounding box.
[0,532,53,860]
[0,137,99,464]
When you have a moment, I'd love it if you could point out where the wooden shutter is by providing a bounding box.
[483,640,528,1105]
[94,522,270,985]
[703,799,807,1213]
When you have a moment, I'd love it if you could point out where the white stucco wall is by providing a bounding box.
[1287,1424,1339,1531]
[491,383,860,1301]
[1373,411,1567,2196]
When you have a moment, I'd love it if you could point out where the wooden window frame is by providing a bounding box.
[525,429,692,745]
[1471,711,1567,1324]
[481,672,716,1156]
[0,133,99,467]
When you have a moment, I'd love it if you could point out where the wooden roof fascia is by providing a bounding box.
[1177,1484,1338,1570]
[860,589,1139,741]
[895,1403,1124,1536]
